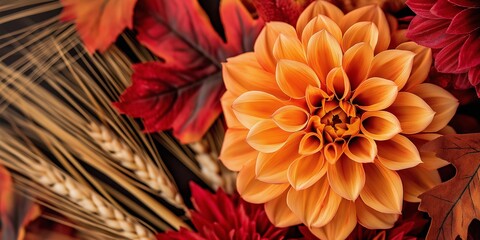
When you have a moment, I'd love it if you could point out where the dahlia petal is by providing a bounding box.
[352,77,398,112]
[276,59,320,99]
[220,129,258,171]
[342,22,379,52]
[326,67,351,100]
[273,34,307,63]
[237,160,289,204]
[301,15,343,47]
[368,50,415,90]
[431,0,464,19]
[419,151,450,170]
[360,162,403,214]
[221,91,244,129]
[287,177,342,227]
[288,153,327,190]
[376,134,422,170]
[232,91,285,128]
[324,140,345,164]
[344,134,376,163]
[223,53,286,98]
[256,132,303,183]
[459,34,480,70]
[435,35,467,73]
[306,85,331,112]
[327,155,366,200]
[299,132,324,155]
[448,0,480,7]
[399,165,441,202]
[340,5,390,53]
[469,66,480,87]
[247,119,291,153]
[306,30,343,85]
[309,200,357,240]
[387,92,435,134]
[396,42,432,90]
[355,198,399,229]
[448,8,480,35]
[343,43,374,90]
[254,22,297,72]
[361,111,401,141]
[296,1,344,36]
[408,83,459,132]
[406,17,456,49]
[405,0,437,18]
[265,191,302,227]
[273,105,309,132]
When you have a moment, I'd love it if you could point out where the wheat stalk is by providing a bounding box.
[87,122,185,210]
[30,161,155,240]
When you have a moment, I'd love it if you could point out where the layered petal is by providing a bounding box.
[326,67,351,100]
[288,153,327,190]
[355,198,399,229]
[265,191,302,227]
[221,91,244,128]
[220,128,258,171]
[360,111,401,140]
[254,22,297,72]
[396,42,432,90]
[247,119,291,153]
[255,132,303,183]
[223,52,286,97]
[309,200,357,240]
[233,91,285,128]
[387,92,435,134]
[368,50,415,90]
[276,59,320,99]
[343,43,374,90]
[306,30,343,85]
[360,162,403,214]
[299,132,324,155]
[272,105,310,132]
[376,134,422,170]
[287,177,342,227]
[301,15,343,46]
[327,155,366,200]
[399,165,442,202]
[352,77,398,111]
[237,160,289,204]
[408,83,459,132]
[344,134,376,163]
[296,0,344,35]
[273,34,307,63]
[342,22,379,51]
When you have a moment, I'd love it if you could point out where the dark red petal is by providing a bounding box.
[459,34,480,70]
[406,0,438,19]
[447,8,480,34]
[453,72,472,89]
[431,0,465,19]
[448,0,480,7]
[435,35,468,73]
[468,66,480,86]
[407,17,457,48]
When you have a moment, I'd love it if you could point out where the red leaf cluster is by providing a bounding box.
[114,0,263,143]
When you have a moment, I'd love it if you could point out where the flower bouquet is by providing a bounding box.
[0,0,478,239]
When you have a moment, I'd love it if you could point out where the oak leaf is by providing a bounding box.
[114,0,263,143]
[420,133,480,240]
[60,0,137,53]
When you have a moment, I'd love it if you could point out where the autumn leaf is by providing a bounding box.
[420,133,480,240]
[114,0,263,143]
[1,165,41,240]
[252,0,315,25]
[60,0,137,53]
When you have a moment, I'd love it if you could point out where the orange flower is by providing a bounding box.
[220,1,458,239]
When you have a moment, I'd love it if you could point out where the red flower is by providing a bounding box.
[157,183,287,240]
[406,0,480,96]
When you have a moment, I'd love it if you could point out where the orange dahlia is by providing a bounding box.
[220,1,458,239]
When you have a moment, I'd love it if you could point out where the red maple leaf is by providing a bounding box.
[114,0,263,143]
